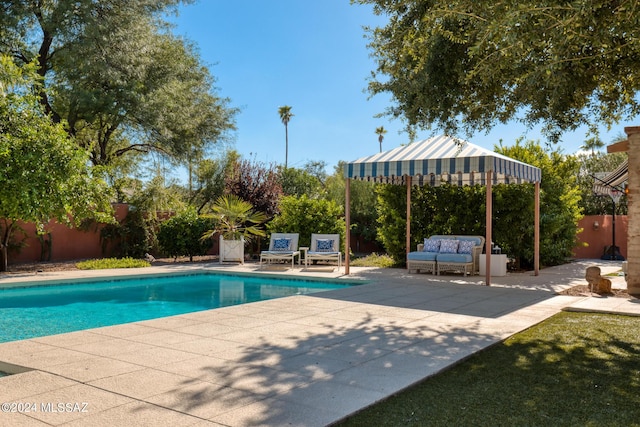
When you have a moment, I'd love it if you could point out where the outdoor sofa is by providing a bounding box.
[407,235,485,276]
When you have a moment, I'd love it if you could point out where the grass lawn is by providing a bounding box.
[336,312,640,426]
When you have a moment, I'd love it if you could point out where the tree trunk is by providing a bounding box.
[625,126,640,295]
[0,245,7,272]
[285,124,289,169]
[0,221,12,272]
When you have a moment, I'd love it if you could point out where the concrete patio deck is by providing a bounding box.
[0,259,638,426]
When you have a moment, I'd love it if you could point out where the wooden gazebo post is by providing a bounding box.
[485,170,492,285]
[406,175,412,261]
[535,181,540,276]
[345,177,351,275]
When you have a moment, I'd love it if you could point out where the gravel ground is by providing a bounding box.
[557,284,637,299]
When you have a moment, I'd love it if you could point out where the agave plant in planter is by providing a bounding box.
[201,195,267,263]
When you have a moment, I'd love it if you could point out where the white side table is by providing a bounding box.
[478,254,507,276]
[299,247,309,266]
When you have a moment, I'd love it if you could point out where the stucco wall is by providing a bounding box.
[8,204,130,264]
[574,214,628,259]
[5,210,627,265]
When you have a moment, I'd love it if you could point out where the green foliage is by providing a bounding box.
[496,140,583,267]
[2,0,237,171]
[355,0,640,142]
[189,151,238,213]
[100,174,189,259]
[76,257,151,270]
[157,209,214,261]
[326,162,380,244]
[267,195,345,248]
[379,183,485,263]
[375,184,408,262]
[100,210,154,259]
[376,140,582,269]
[350,253,395,268]
[0,55,113,271]
[279,166,325,198]
[491,184,537,268]
[201,195,267,242]
[128,175,186,220]
[412,184,486,241]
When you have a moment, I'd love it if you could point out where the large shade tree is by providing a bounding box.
[354,0,640,293]
[1,0,237,171]
[0,56,113,271]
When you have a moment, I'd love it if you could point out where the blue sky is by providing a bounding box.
[168,0,634,174]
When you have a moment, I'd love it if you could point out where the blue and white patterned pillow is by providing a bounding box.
[272,238,291,251]
[316,239,334,252]
[457,239,476,254]
[439,239,459,254]
[423,238,441,252]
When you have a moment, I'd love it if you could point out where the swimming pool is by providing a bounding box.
[0,272,357,343]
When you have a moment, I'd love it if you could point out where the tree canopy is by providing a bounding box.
[1,0,237,169]
[355,0,640,141]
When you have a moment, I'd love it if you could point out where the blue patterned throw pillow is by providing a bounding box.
[423,238,441,252]
[273,238,291,251]
[439,239,459,254]
[316,239,334,252]
[457,240,476,254]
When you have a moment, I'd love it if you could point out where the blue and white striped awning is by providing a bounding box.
[344,135,541,185]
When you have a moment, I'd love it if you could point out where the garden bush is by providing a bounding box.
[267,195,345,249]
[157,209,215,261]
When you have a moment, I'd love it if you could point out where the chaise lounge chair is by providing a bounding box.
[305,233,342,269]
[259,233,300,268]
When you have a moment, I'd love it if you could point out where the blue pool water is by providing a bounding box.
[0,273,355,343]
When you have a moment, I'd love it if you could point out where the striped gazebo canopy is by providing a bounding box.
[344,135,541,184]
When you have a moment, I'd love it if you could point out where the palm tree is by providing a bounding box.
[201,195,267,242]
[375,126,387,152]
[278,106,294,168]
[581,136,605,156]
